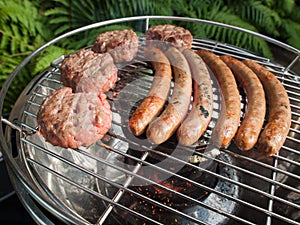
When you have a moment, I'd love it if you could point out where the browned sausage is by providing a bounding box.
[147,46,192,144]
[177,49,213,146]
[220,55,266,151]
[197,50,241,147]
[128,46,172,136]
[243,59,291,156]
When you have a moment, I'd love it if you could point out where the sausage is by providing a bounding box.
[128,46,172,136]
[243,59,291,156]
[220,55,266,151]
[146,46,192,144]
[197,50,241,147]
[177,49,213,146]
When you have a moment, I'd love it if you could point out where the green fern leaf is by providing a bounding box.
[276,0,295,16]
[262,0,275,7]
[0,34,9,49]
[44,8,71,17]
[54,24,73,36]
[52,0,70,8]
[235,1,281,37]
[33,45,69,74]
[10,24,19,53]
[71,0,95,21]
[48,16,71,25]
[201,8,273,58]
[290,4,300,21]
[279,18,300,49]
[20,35,28,52]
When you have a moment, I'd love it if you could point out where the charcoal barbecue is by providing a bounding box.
[0,16,300,225]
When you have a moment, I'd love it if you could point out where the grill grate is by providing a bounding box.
[1,17,300,225]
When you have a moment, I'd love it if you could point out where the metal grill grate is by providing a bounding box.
[1,16,300,225]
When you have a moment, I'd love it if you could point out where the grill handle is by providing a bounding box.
[1,116,23,133]
[1,116,31,159]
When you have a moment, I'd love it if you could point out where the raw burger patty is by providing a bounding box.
[91,29,139,63]
[60,49,118,94]
[37,87,112,148]
[146,24,193,49]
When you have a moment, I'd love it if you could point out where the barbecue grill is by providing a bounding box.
[1,16,300,225]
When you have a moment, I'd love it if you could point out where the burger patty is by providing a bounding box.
[37,87,112,149]
[60,49,118,94]
[146,24,193,50]
[91,29,139,63]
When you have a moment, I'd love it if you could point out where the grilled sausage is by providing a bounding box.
[197,50,241,147]
[220,55,266,151]
[147,46,192,144]
[177,49,213,146]
[243,59,291,156]
[129,47,172,136]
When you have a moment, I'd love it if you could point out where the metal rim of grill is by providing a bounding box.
[0,16,300,225]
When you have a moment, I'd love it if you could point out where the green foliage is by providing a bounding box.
[43,0,167,35]
[279,19,300,50]
[0,53,21,86]
[170,0,274,58]
[0,0,55,113]
[33,45,70,74]
[232,1,281,37]
[274,2,300,48]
